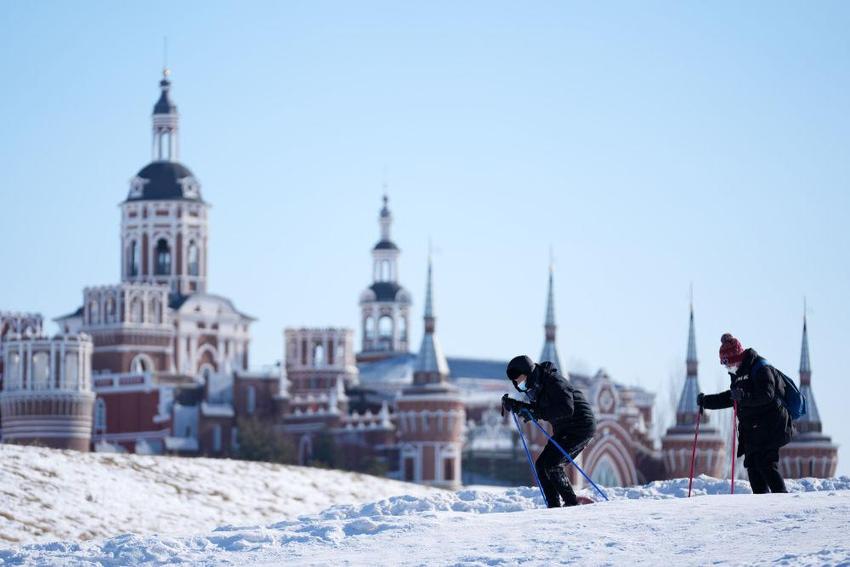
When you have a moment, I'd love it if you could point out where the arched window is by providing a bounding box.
[378,316,393,339]
[6,352,21,389]
[246,385,256,415]
[88,299,100,325]
[65,352,79,389]
[32,352,50,390]
[313,343,325,367]
[380,260,391,281]
[187,242,200,276]
[94,398,107,434]
[591,456,621,487]
[155,239,171,275]
[105,297,116,324]
[149,297,162,324]
[365,317,376,339]
[130,298,143,323]
[398,316,407,341]
[131,354,153,374]
[128,241,140,277]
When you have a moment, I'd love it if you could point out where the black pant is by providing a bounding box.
[535,430,593,508]
[745,448,787,494]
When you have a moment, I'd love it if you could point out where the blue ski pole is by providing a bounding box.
[512,411,548,507]
[523,410,609,501]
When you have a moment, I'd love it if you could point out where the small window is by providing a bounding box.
[32,352,50,390]
[213,425,222,452]
[128,241,140,277]
[365,317,376,339]
[94,398,107,434]
[313,344,325,367]
[187,242,200,276]
[155,239,171,275]
[246,385,256,415]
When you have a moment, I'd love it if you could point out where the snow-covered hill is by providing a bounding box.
[3,444,849,565]
[3,476,850,565]
[0,444,438,545]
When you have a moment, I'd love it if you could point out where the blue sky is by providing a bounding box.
[1,1,848,473]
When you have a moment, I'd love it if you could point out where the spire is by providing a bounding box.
[379,194,392,241]
[796,308,822,431]
[540,258,562,371]
[686,288,697,376]
[151,69,179,161]
[800,303,811,381]
[413,255,449,381]
[676,297,704,426]
[423,251,434,322]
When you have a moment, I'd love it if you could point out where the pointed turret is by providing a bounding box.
[661,296,725,479]
[778,311,838,478]
[675,301,703,426]
[539,263,563,371]
[795,312,822,433]
[412,257,449,382]
[396,254,464,488]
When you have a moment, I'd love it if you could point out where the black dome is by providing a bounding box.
[373,239,399,251]
[369,282,404,302]
[127,161,203,202]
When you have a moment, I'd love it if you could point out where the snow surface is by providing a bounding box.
[2,444,849,565]
[0,444,438,545]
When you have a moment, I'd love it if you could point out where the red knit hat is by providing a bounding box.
[719,333,745,366]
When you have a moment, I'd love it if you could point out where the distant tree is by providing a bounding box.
[309,432,340,469]
[236,418,295,464]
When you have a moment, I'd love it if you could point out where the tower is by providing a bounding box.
[0,332,95,451]
[396,257,465,488]
[357,196,411,361]
[661,300,725,479]
[539,262,562,370]
[122,70,209,297]
[779,313,839,478]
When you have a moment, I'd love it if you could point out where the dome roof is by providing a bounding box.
[373,239,399,251]
[127,161,203,202]
[367,282,408,302]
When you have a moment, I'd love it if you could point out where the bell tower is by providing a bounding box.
[121,70,209,297]
[357,195,411,361]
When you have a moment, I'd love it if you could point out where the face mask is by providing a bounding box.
[516,380,528,391]
[725,364,739,374]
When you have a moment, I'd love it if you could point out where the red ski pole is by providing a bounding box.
[687,408,702,498]
[730,401,738,494]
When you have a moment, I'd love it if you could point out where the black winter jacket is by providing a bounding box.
[702,348,792,457]
[520,362,596,437]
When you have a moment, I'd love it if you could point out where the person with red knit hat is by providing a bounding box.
[697,334,793,494]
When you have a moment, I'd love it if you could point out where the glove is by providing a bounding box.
[501,394,535,420]
[696,393,705,413]
[730,388,744,402]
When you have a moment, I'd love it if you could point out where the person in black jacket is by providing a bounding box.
[501,355,597,507]
[698,333,793,494]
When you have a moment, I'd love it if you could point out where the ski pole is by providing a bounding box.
[687,408,702,498]
[512,412,548,507]
[730,401,738,495]
[523,411,609,501]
